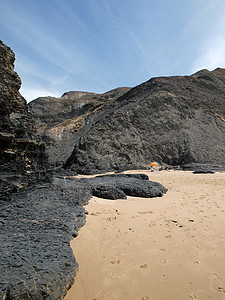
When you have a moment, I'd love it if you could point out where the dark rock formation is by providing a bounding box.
[63,68,225,174]
[68,173,167,200]
[28,87,130,164]
[0,178,92,300]
[89,173,167,199]
[182,163,224,173]
[193,170,215,174]
[0,40,51,200]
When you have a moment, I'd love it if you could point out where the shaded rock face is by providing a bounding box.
[64,68,225,174]
[28,87,131,164]
[0,40,50,198]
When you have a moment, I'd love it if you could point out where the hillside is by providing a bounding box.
[64,68,225,174]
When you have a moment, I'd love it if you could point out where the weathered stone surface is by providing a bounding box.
[69,173,167,200]
[62,68,225,174]
[92,185,127,200]
[0,177,92,300]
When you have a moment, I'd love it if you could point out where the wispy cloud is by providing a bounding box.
[1,0,225,101]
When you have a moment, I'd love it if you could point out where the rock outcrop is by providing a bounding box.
[63,68,225,174]
[0,177,92,300]
[69,173,167,200]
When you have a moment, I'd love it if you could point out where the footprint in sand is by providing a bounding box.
[142,297,149,300]
[189,294,197,299]
[140,264,148,269]
[217,287,225,293]
[160,259,167,264]
[90,212,101,216]
[111,259,120,264]
[147,222,156,228]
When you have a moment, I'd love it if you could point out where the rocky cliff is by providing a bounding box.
[63,68,225,174]
[0,40,51,199]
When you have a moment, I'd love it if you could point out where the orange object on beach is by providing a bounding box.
[149,162,159,166]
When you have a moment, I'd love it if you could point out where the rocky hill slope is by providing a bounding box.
[64,69,225,174]
[29,87,130,163]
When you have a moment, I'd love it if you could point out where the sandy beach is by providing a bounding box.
[65,170,225,300]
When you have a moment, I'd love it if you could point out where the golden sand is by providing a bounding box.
[65,170,225,300]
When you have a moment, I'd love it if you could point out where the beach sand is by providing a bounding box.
[64,170,225,300]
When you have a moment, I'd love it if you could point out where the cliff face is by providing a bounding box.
[0,40,50,198]
[64,68,225,174]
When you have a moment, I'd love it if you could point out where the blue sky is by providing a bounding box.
[1,0,225,102]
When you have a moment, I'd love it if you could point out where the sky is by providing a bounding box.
[1,0,225,102]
